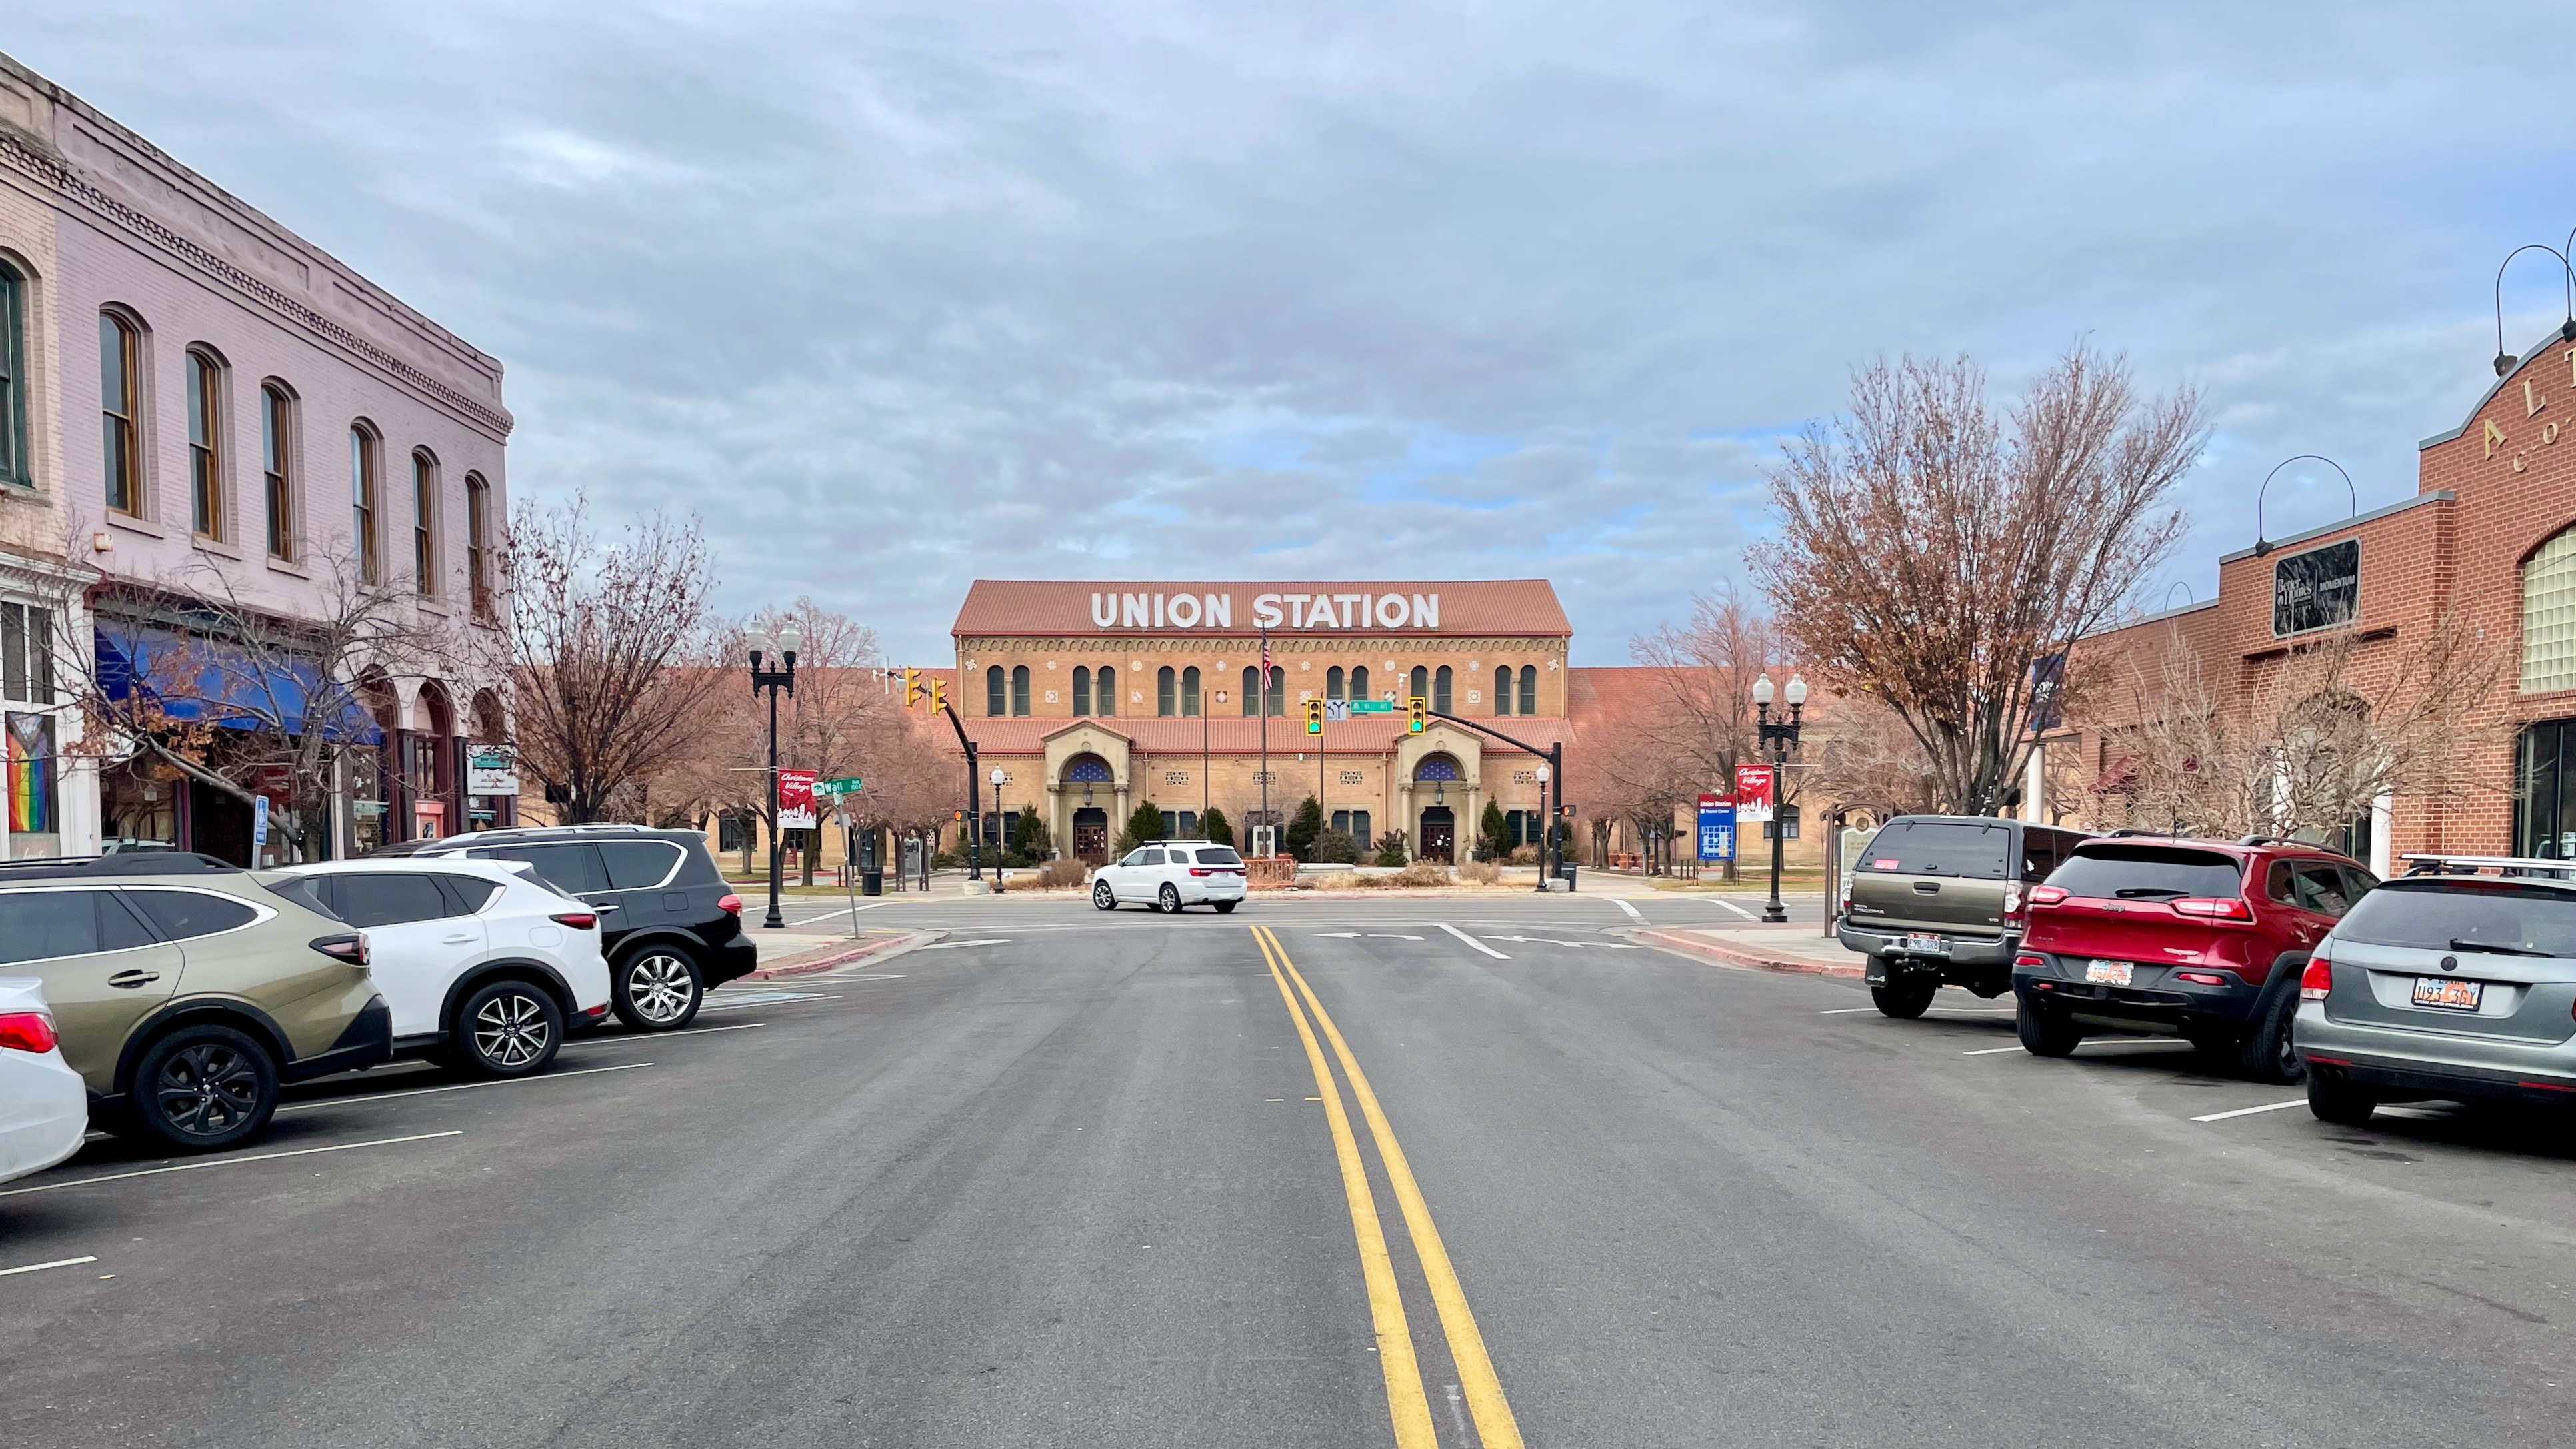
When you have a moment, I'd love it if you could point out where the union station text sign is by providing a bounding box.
[1085,590,1441,631]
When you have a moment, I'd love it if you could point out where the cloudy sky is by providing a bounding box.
[15,2,2574,661]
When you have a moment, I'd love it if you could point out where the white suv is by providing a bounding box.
[276,859,611,1076]
[1091,841,1249,914]
[0,976,88,1185]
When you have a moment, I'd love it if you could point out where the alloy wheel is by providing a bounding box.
[1093,882,1115,910]
[473,990,553,1068]
[155,1042,263,1139]
[627,953,698,1025]
[1159,883,1182,913]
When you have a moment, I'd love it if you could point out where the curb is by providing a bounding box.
[740,930,937,982]
[1632,927,1865,979]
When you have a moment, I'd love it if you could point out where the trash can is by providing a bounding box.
[861,869,883,896]
[1557,861,1578,892]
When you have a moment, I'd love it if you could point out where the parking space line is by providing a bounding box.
[0,1255,99,1278]
[1439,924,1511,960]
[1611,898,1645,921]
[1962,1046,2023,1056]
[702,992,837,1011]
[577,1023,765,1048]
[2191,1100,2308,1123]
[0,1131,465,1198]
[915,938,1012,950]
[281,1061,651,1113]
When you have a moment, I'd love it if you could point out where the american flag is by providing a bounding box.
[1261,632,1270,674]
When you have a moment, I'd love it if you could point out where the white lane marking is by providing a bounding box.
[0,1131,465,1199]
[702,991,830,1009]
[1439,923,1510,960]
[834,973,907,980]
[0,1254,99,1278]
[2191,1100,2309,1123]
[1316,932,1363,938]
[1713,899,1759,920]
[1613,898,1645,921]
[1962,1046,2025,1056]
[1819,1007,1878,1014]
[916,938,1011,950]
[281,1060,653,1111]
[1367,934,1425,940]
[1486,936,1639,948]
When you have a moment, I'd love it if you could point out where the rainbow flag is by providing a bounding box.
[6,712,53,834]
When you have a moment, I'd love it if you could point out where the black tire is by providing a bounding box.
[456,978,563,1078]
[2183,1024,2238,1058]
[1871,980,1937,1019]
[1213,900,1238,914]
[2235,986,2306,1085]
[611,944,705,1031]
[2017,996,2083,1058]
[1093,880,1117,911]
[2307,1071,2377,1126]
[127,1023,280,1153]
[1159,883,1183,914]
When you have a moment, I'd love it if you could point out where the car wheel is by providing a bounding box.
[2183,1024,2237,1058]
[128,1023,280,1152]
[1213,900,1238,914]
[1093,880,1117,911]
[459,979,563,1078]
[2307,1071,2377,1126]
[1871,980,1937,1019]
[2234,988,2305,1085]
[613,946,705,1031]
[1159,883,1183,914]
[2016,997,2083,1058]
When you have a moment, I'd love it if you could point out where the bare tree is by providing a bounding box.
[499,495,727,824]
[1751,345,2207,816]
[1627,585,1781,878]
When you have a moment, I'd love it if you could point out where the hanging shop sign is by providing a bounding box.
[2272,538,2360,637]
[467,746,521,796]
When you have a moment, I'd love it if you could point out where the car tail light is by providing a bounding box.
[2002,883,2024,923]
[0,1010,59,1055]
[2175,970,2226,986]
[1191,868,1215,877]
[2027,885,2068,907]
[311,932,369,966]
[717,893,743,915]
[2300,955,2333,1001]
[2174,897,2255,922]
[552,911,599,930]
[2015,953,2046,968]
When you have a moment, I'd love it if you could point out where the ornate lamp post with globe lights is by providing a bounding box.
[746,623,801,929]
[1751,673,1807,924]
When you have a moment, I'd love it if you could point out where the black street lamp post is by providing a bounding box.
[746,623,801,930]
[1752,673,1807,924]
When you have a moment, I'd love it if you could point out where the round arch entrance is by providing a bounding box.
[1065,754,1115,864]
[1413,753,1463,863]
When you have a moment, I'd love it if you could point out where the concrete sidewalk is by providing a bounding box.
[1634,921,1867,978]
[737,927,935,982]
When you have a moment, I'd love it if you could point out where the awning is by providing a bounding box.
[95,624,382,744]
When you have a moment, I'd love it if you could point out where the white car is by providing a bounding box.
[275,859,611,1076]
[0,977,89,1185]
[1091,841,1249,914]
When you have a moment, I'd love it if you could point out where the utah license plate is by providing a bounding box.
[1904,934,1949,954]
[2411,976,2484,1012]
[2085,959,2133,986]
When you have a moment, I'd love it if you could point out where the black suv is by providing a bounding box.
[373,826,755,1030]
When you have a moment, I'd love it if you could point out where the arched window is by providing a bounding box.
[1268,667,1285,716]
[2523,525,2576,695]
[100,312,143,515]
[1241,665,1260,717]
[1325,666,1344,701]
[464,473,492,617]
[1493,665,1511,715]
[349,423,382,582]
[1073,665,1092,716]
[410,449,439,595]
[1182,665,1201,717]
[1351,665,1369,701]
[261,383,295,559]
[0,261,25,489]
[1413,753,1463,782]
[1158,665,1177,716]
[986,665,1005,716]
[1433,665,1453,715]
[1409,665,1428,703]
[185,348,226,539]
[1097,665,1116,717]
[1011,665,1031,716]
[1519,665,1538,715]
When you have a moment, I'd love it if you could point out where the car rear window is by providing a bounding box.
[2049,845,2245,900]
[1857,821,2011,878]
[127,889,259,941]
[263,876,341,920]
[601,840,685,890]
[441,875,503,912]
[474,844,607,895]
[2336,879,2576,957]
[1196,848,1243,865]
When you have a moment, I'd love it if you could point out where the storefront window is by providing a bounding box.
[347,744,385,856]
[101,762,179,854]
[2524,527,2576,695]
[2517,719,2576,860]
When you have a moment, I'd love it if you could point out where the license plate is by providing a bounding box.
[2411,976,2484,1012]
[2085,959,2133,986]
[1904,934,1948,954]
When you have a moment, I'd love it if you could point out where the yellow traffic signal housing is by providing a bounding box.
[1407,696,1428,734]
[927,676,947,715]
[1303,697,1325,735]
[903,666,923,707]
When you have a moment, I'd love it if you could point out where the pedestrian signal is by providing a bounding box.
[903,667,923,707]
[1407,696,1428,734]
[1303,697,1325,735]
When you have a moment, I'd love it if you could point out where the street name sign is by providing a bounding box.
[818,776,864,797]
[1347,699,1394,714]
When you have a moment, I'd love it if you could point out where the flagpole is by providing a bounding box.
[1259,625,1270,854]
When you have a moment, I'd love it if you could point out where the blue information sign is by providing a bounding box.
[1697,798,1735,862]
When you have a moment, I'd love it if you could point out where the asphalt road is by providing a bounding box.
[7,892,2573,1448]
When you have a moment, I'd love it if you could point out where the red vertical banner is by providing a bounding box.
[778,769,819,830]
[1733,762,1775,822]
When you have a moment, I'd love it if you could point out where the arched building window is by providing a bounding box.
[0,259,25,489]
[185,347,227,539]
[1433,665,1453,715]
[1241,665,1283,716]
[1519,665,1538,715]
[1097,665,1116,716]
[1409,665,1427,703]
[1073,665,1093,716]
[1327,666,1345,701]
[411,449,439,596]
[349,422,382,582]
[1181,666,1201,717]
[261,383,296,559]
[1351,665,1369,701]
[1493,665,1511,715]
[1413,753,1462,782]
[2523,524,2576,695]
[986,665,1005,716]
[1158,665,1177,716]
[100,311,144,515]
[464,473,492,617]
[1011,665,1031,716]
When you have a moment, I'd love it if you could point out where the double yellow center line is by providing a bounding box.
[1251,924,1524,1449]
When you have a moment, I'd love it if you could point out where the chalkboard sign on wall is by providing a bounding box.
[2273,538,2359,637]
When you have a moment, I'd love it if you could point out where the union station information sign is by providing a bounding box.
[1082,590,1444,631]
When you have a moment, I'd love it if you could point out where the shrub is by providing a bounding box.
[1317,871,1363,890]
[1037,858,1087,889]
[1373,831,1409,867]
[1284,796,1323,860]
[1011,810,1050,862]
[1311,829,1362,864]
[1477,799,1511,862]
[1395,860,1452,888]
[1125,800,1166,844]
[1508,844,1539,865]
[1203,806,1233,846]
[1457,859,1503,885]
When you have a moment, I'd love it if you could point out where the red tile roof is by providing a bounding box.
[949,714,1573,758]
[951,580,1571,638]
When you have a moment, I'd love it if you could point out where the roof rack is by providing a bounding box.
[2397,852,2576,878]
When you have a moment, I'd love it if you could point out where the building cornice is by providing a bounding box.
[0,132,514,443]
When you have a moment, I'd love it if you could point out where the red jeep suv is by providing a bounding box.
[2011,834,2377,1082]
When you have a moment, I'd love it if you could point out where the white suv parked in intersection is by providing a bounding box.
[1092,842,1248,914]
[276,859,611,1076]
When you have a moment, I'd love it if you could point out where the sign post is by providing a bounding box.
[1695,793,1735,865]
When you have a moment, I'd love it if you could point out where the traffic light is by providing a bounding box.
[1407,695,1428,734]
[927,675,947,715]
[903,667,923,708]
[1304,697,1325,735]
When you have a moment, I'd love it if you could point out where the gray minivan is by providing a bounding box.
[1837,816,2093,1017]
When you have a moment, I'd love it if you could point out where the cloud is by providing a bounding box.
[12,1,2572,660]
